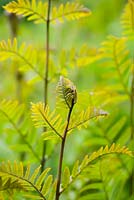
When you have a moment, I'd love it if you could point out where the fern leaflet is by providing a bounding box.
[0,162,56,199]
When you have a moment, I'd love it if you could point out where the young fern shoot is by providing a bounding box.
[55,76,77,200]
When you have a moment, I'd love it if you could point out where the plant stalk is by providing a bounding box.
[55,102,74,200]
[41,0,52,173]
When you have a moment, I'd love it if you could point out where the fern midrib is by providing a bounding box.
[0,170,46,200]
[113,40,130,96]
[50,8,89,22]
[37,107,63,139]
[0,108,40,161]
[0,48,43,79]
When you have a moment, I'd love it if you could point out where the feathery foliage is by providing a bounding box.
[60,144,132,195]
[100,36,131,95]
[31,102,64,140]
[121,0,134,40]
[0,39,44,81]
[3,0,91,24]
[0,161,56,199]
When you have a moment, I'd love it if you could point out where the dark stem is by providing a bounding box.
[55,103,74,200]
[41,0,52,173]
[130,64,134,195]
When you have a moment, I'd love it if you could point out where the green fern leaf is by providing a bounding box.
[0,39,43,80]
[31,102,63,140]
[56,76,77,109]
[62,167,70,188]
[121,0,134,40]
[68,106,108,131]
[0,100,40,161]
[4,1,91,24]
[51,2,91,24]
[47,180,57,200]
[41,175,53,196]
[60,144,132,194]
[0,162,53,199]
[100,36,131,95]
[3,0,48,24]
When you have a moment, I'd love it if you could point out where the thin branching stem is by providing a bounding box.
[41,0,52,173]
[55,102,74,200]
[130,59,134,195]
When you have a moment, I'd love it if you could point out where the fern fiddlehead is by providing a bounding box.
[55,76,77,200]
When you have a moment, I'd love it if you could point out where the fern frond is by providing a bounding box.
[4,1,91,24]
[0,162,55,199]
[31,102,63,140]
[56,76,77,109]
[51,2,91,24]
[3,0,48,24]
[0,176,24,191]
[100,36,131,95]
[0,39,43,80]
[68,107,108,131]
[60,144,132,194]
[0,100,40,161]
[121,0,134,39]
[59,45,100,69]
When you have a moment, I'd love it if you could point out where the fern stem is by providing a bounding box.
[130,60,134,195]
[55,102,74,200]
[41,0,52,173]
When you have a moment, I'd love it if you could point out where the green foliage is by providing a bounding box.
[3,0,91,24]
[0,0,133,200]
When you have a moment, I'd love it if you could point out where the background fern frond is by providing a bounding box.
[0,39,44,81]
[31,102,63,140]
[3,0,48,24]
[60,144,132,195]
[51,2,91,24]
[4,1,91,24]
[121,0,134,39]
[0,100,40,161]
[100,36,131,95]
[56,76,77,109]
[0,162,54,199]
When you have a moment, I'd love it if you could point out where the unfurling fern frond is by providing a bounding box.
[68,107,108,131]
[60,144,132,195]
[31,102,64,140]
[121,0,134,39]
[56,76,77,109]
[0,39,44,80]
[0,162,56,200]
[0,100,40,161]
[100,36,131,95]
[4,0,91,24]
